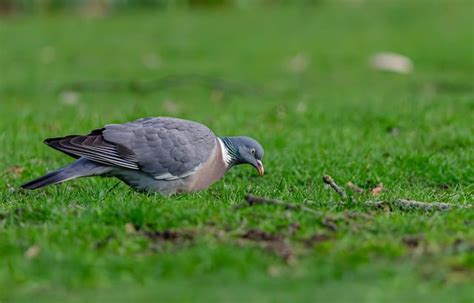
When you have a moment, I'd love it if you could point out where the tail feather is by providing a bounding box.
[21,169,76,189]
[21,158,111,190]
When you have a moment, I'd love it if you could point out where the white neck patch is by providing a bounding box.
[217,138,232,167]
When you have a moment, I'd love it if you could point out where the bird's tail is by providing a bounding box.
[21,158,111,190]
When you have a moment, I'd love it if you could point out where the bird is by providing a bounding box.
[21,117,264,195]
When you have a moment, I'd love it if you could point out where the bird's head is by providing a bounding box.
[220,136,264,176]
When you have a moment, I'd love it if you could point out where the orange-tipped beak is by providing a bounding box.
[256,160,264,176]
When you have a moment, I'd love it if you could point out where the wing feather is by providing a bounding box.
[44,131,139,170]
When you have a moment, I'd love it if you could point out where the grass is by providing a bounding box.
[0,1,473,302]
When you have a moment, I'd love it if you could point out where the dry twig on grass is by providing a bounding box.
[239,194,321,216]
[366,199,456,211]
[347,181,364,193]
[323,175,347,199]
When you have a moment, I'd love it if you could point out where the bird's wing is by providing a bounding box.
[44,128,139,170]
[45,117,217,180]
[103,117,216,179]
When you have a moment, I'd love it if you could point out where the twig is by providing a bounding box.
[321,217,338,232]
[240,194,321,216]
[323,175,347,199]
[347,181,364,193]
[366,199,457,211]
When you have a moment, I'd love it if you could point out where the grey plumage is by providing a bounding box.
[21,158,111,190]
[21,117,264,195]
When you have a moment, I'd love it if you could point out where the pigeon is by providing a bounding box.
[21,117,264,195]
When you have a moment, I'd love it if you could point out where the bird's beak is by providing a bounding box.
[256,160,264,176]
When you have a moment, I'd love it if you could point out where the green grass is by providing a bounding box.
[0,1,473,302]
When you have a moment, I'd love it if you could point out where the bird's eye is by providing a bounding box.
[250,149,256,155]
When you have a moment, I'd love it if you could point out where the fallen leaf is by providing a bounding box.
[25,245,40,259]
[7,165,24,177]
[370,52,413,74]
[371,183,384,196]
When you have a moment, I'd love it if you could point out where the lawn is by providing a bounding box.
[0,1,473,302]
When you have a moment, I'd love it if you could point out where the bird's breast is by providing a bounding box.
[187,140,228,191]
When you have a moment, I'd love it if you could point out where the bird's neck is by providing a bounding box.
[218,137,240,167]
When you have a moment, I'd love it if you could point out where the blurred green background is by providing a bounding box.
[0,1,473,302]
[4,0,322,14]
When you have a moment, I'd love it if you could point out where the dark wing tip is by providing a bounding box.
[43,136,82,159]
[44,128,105,146]
[42,132,138,169]
[44,135,76,146]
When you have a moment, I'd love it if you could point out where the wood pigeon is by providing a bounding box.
[21,117,264,195]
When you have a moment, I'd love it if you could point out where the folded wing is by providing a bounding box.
[44,117,217,180]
